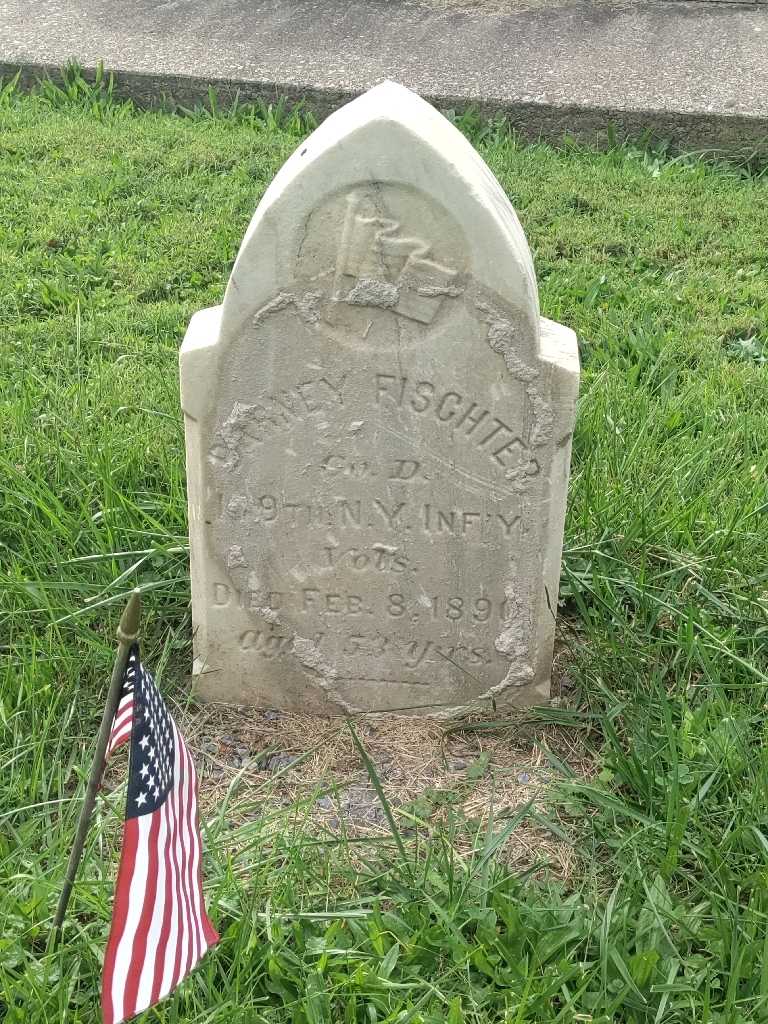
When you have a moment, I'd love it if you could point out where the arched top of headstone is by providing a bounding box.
[217,80,538,354]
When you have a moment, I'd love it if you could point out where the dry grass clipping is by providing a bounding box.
[175,699,595,882]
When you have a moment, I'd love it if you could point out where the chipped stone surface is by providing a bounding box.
[180,81,579,715]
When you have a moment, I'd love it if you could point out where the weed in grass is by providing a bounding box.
[2,79,768,1021]
[722,330,767,366]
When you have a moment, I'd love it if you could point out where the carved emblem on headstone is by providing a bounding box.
[333,191,460,325]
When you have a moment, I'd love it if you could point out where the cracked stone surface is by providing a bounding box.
[180,82,578,714]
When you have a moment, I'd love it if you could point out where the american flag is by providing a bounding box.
[101,644,219,1024]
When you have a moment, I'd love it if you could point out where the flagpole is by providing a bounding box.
[52,589,142,944]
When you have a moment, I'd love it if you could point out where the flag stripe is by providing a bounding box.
[164,743,186,998]
[177,726,195,979]
[106,700,134,757]
[150,796,175,1005]
[167,721,188,994]
[101,816,140,1024]
[122,810,162,1020]
[112,706,132,733]
[183,740,201,971]
[134,803,168,1012]
[186,741,206,961]
[107,813,152,1024]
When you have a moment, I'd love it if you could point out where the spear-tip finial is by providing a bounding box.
[117,589,142,644]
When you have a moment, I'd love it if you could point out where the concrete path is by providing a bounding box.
[1,0,767,154]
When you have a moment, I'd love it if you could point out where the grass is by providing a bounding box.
[2,65,768,1022]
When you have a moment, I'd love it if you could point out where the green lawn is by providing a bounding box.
[3,71,768,1023]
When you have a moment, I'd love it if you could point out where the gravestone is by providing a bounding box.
[180,81,579,715]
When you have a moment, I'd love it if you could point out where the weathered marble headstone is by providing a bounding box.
[180,81,579,715]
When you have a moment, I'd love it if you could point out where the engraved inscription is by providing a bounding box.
[323,543,410,573]
[209,374,346,465]
[215,582,516,625]
[216,494,521,539]
[209,370,542,491]
[374,374,538,478]
[238,628,496,672]
[320,454,425,482]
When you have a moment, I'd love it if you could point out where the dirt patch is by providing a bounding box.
[175,691,594,880]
